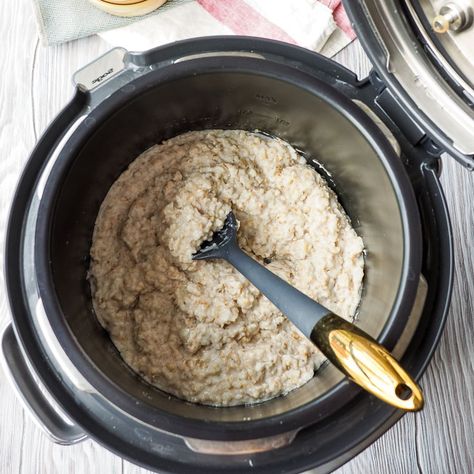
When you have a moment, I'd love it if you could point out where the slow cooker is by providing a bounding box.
[2,1,473,473]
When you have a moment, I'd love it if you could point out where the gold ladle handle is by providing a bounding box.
[311,314,424,412]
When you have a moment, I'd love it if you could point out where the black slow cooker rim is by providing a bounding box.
[35,51,421,438]
[32,52,423,440]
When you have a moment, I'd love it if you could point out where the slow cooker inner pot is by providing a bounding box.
[48,70,404,422]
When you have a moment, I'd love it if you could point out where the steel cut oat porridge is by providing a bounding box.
[89,130,364,406]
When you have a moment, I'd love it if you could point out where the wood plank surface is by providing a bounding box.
[1,2,473,473]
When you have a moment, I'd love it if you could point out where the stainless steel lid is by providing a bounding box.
[344,0,474,168]
[425,1,473,93]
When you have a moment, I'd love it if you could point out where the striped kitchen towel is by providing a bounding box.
[99,0,355,56]
[34,0,355,56]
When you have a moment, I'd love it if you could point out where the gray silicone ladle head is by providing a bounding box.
[192,211,238,261]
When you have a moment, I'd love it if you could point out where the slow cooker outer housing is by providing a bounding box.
[3,38,453,474]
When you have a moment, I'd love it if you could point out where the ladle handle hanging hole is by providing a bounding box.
[311,313,424,412]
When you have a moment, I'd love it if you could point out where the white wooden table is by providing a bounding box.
[1,2,473,473]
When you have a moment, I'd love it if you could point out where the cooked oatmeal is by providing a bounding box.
[89,130,364,406]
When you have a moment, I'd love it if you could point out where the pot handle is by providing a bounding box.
[1,324,87,445]
[73,47,129,94]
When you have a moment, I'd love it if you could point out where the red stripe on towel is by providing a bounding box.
[333,3,356,39]
[316,0,356,39]
[316,1,355,39]
[317,0,341,10]
[197,0,298,44]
